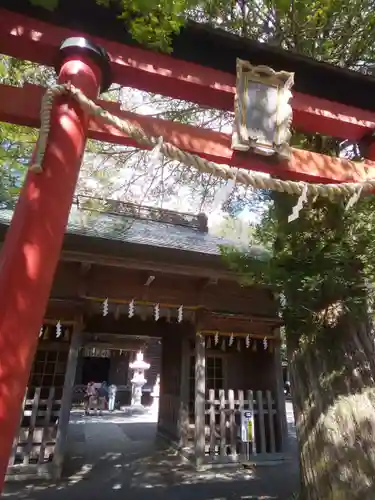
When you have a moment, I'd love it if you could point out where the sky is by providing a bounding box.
[82,147,263,242]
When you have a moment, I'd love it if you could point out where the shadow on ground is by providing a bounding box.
[3,405,299,500]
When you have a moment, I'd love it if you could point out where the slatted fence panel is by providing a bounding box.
[204,389,279,461]
[8,387,61,468]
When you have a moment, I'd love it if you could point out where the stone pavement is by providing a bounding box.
[2,403,299,500]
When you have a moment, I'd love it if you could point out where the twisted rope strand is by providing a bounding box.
[30,84,375,199]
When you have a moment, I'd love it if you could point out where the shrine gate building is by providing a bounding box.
[0,197,286,480]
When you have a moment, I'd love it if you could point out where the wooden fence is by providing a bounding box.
[204,389,280,460]
[7,387,61,475]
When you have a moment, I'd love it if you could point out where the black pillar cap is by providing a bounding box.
[56,37,112,93]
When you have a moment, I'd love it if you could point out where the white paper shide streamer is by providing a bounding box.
[154,303,160,321]
[345,185,364,211]
[103,298,109,317]
[178,305,183,323]
[208,169,238,230]
[288,183,308,222]
[56,321,62,338]
[211,169,238,213]
[129,299,135,318]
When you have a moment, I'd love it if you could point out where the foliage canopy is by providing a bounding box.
[29,0,201,52]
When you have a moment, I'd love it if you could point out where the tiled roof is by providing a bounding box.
[0,206,270,260]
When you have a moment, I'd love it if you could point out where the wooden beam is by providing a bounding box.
[53,320,82,478]
[194,333,206,468]
[44,293,280,328]
[198,277,218,290]
[0,83,374,183]
[273,341,288,449]
[83,341,143,351]
[179,335,191,448]
[84,295,202,310]
[78,262,91,297]
[36,341,70,352]
[200,330,279,340]
[60,250,236,280]
[1,8,375,143]
[45,260,278,320]
[114,304,121,320]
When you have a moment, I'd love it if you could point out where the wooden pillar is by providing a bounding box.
[179,334,190,449]
[273,341,288,449]
[194,333,206,468]
[52,320,83,478]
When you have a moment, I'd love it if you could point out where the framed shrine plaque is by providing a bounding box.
[232,59,294,160]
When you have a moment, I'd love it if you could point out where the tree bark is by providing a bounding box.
[289,318,375,500]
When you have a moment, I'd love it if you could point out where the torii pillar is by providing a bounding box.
[0,38,111,491]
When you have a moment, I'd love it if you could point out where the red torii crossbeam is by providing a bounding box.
[1,8,375,148]
[1,83,374,184]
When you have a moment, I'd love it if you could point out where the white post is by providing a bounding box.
[195,334,206,468]
[129,351,150,410]
[151,374,160,415]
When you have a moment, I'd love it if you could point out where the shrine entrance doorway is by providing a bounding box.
[81,357,111,386]
[64,320,164,479]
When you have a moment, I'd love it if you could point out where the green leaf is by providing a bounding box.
[29,0,59,11]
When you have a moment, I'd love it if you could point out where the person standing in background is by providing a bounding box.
[97,381,108,416]
[284,380,291,397]
[108,383,117,412]
[85,381,97,416]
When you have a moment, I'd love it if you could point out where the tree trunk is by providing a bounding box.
[289,318,375,500]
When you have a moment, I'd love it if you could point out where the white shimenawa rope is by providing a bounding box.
[31,84,375,200]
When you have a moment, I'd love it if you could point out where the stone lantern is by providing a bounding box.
[129,351,150,408]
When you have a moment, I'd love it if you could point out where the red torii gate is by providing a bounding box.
[0,6,375,490]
